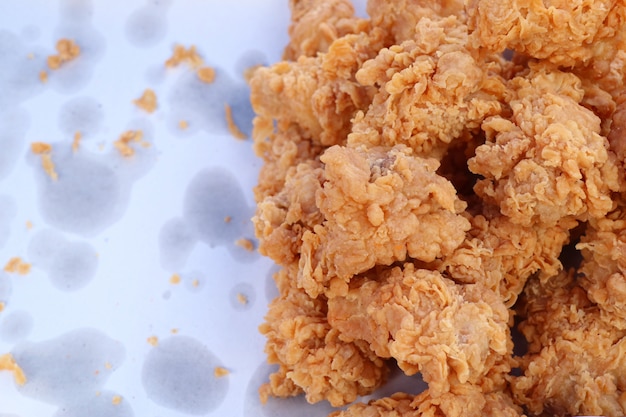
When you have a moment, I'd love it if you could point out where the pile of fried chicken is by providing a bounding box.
[248,0,626,416]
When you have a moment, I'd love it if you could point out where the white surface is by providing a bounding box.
[0,1,320,416]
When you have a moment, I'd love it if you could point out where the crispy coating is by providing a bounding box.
[300,145,470,298]
[512,271,626,417]
[259,267,387,407]
[250,29,384,148]
[467,0,626,67]
[348,16,506,159]
[469,63,620,227]
[438,207,573,306]
[577,207,626,329]
[327,263,513,396]
[283,0,369,60]
[329,385,523,417]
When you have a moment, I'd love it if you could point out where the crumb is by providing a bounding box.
[214,366,230,378]
[147,336,159,346]
[113,130,146,157]
[237,293,248,305]
[95,391,101,396]
[133,89,158,113]
[112,395,122,405]
[171,328,179,334]
[3,257,31,275]
[191,279,199,288]
[224,104,247,140]
[26,53,34,60]
[0,302,4,312]
[224,216,232,223]
[31,142,52,154]
[47,38,80,70]
[165,44,203,69]
[0,353,27,385]
[41,154,58,181]
[72,131,82,153]
[178,120,189,130]
[104,362,112,370]
[169,274,181,285]
[25,221,33,230]
[197,66,215,83]
[39,70,48,83]
[30,142,58,180]
[235,238,254,252]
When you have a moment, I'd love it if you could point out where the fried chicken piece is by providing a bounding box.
[329,381,523,417]
[253,120,324,201]
[469,62,620,227]
[347,16,506,159]
[366,0,466,44]
[254,159,324,267]
[328,263,513,396]
[283,0,369,60]
[259,266,387,407]
[249,29,385,148]
[467,0,626,67]
[577,206,626,329]
[438,206,574,307]
[512,271,626,417]
[299,144,470,298]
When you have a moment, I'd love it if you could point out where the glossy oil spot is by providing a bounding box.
[52,390,134,417]
[124,0,172,48]
[0,107,30,182]
[158,217,196,272]
[0,310,34,343]
[0,195,16,249]
[12,327,125,405]
[27,229,98,292]
[58,96,104,138]
[141,335,228,415]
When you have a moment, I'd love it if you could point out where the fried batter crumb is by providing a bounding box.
[147,336,159,346]
[0,353,26,385]
[191,279,200,288]
[197,66,215,83]
[72,131,82,153]
[165,44,203,69]
[104,362,112,370]
[113,130,146,157]
[236,293,248,305]
[0,302,4,312]
[224,216,232,223]
[47,38,80,70]
[171,328,179,334]
[112,395,122,405]
[235,238,254,251]
[224,104,247,140]
[178,120,189,130]
[4,257,31,275]
[25,221,33,230]
[133,88,158,113]
[39,70,48,83]
[31,142,52,154]
[169,273,181,285]
[214,366,229,377]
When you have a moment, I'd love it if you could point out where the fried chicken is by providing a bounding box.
[469,62,620,227]
[327,263,513,396]
[329,384,523,417]
[467,0,626,67]
[259,266,387,407]
[283,0,368,60]
[437,206,574,306]
[577,206,626,329]
[512,271,626,417]
[300,144,471,298]
[347,16,506,159]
